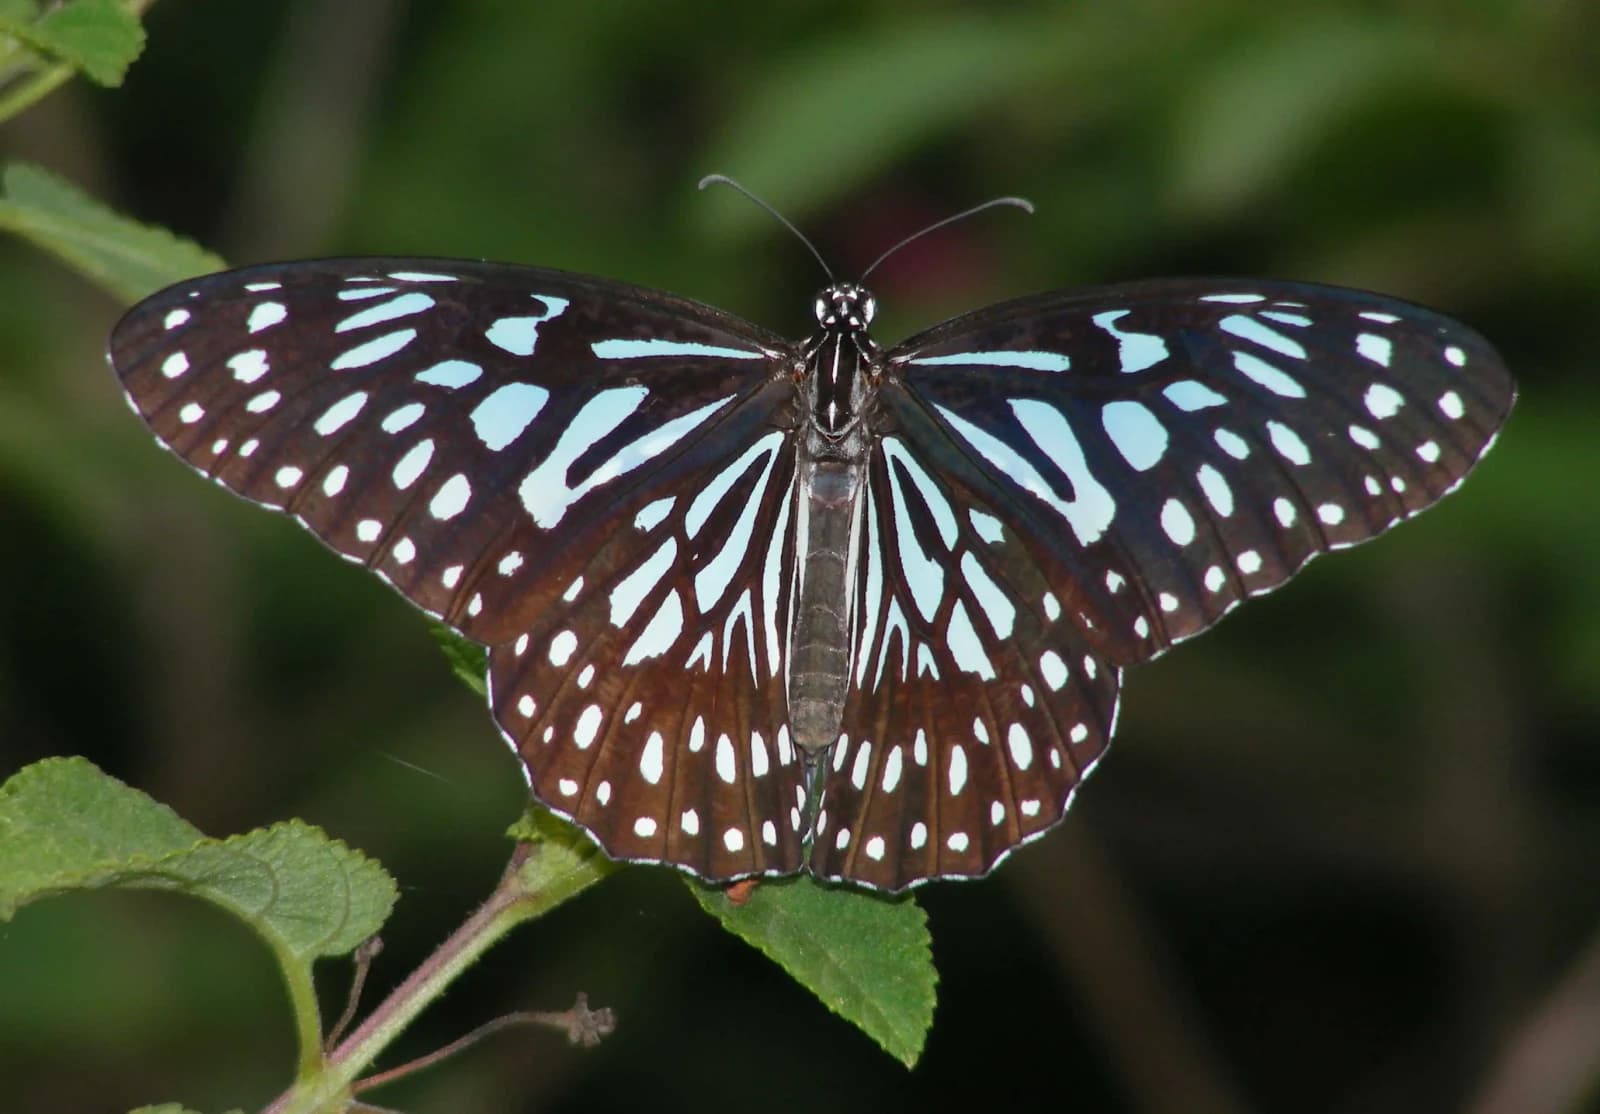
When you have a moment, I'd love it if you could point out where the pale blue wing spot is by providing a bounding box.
[470,382,550,451]
[1101,399,1168,471]
[907,350,1071,372]
[590,338,764,361]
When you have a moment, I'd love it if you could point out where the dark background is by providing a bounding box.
[3,2,1598,1112]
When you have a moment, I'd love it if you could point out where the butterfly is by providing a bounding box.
[107,207,1514,891]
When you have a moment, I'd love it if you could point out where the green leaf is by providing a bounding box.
[0,0,145,85]
[703,17,1058,227]
[0,162,223,303]
[0,757,397,962]
[430,622,489,697]
[690,876,936,1067]
[130,1105,231,1114]
[1171,20,1417,214]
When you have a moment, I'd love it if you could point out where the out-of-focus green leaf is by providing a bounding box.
[1171,20,1425,214]
[0,0,145,85]
[691,876,936,1067]
[704,18,1060,227]
[0,162,222,302]
[0,757,396,962]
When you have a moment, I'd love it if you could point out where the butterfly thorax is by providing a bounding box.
[787,284,880,758]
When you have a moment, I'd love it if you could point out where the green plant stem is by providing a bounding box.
[0,63,72,124]
[262,836,613,1114]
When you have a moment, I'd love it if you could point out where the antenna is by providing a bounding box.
[698,174,834,281]
[859,196,1033,282]
[699,174,1035,286]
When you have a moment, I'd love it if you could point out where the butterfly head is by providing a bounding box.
[814,283,876,334]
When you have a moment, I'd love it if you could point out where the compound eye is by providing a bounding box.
[859,294,877,325]
[813,294,831,324]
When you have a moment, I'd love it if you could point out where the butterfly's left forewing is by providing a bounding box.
[111,258,813,880]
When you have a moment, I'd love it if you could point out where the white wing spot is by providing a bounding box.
[680,808,699,835]
[1160,498,1196,546]
[441,565,463,589]
[245,390,281,413]
[633,816,657,838]
[751,732,770,778]
[1070,724,1089,744]
[881,746,903,793]
[1438,390,1465,420]
[947,832,970,853]
[1349,424,1382,450]
[178,401,204,424]
[910,822,928,850]
[549,630,577,666]
[332,328,417,370]
[415,360,482,388]
[1444,345,1466,367]
[865,836,886,861]
[1231,351,1306,398]
[835,827,851,851]
[498,550,523,576]
[1266,421,1311,466]
[274,465,302,488]
[1039,650,1068,691]
[1274,497,1297,527]
[392,536,416,564]
[392,438,435,489]
[356,519,381,543]
[429,474,472,520]
[640,732,664,785]
[247,302,287,333]
[1318,503,1346,526]
[723,827,744,853]
[1365,382,1405,420]
[716,733,736,784]
[470,383,550,451]
[1417,440,1441,463]
[762,820,777,846]
[162,352,190,378]
[948,744,968,795]
[573,704,603,750]
[1237,549,1263,575]
[1007,723,1033,771]
[315,391,368,435]
[320,464,349,497]
[1197,464,1234,517]
[1356,333,1393,366]
[380,402,425,433]
[518,695,535,718]
[557,778,577,797]
[1102,399,1168,470]
[1214,428,1250,459]
[1204,565,1226,592]
[990,801,1005,826]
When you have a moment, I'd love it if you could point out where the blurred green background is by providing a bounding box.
[3,1,1599,1112]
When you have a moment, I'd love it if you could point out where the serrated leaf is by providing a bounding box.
[0,0,145,85]
[0,162,223,302]
[0,757,396,962]
[430,621,488,697]
[690,876,936,1067]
